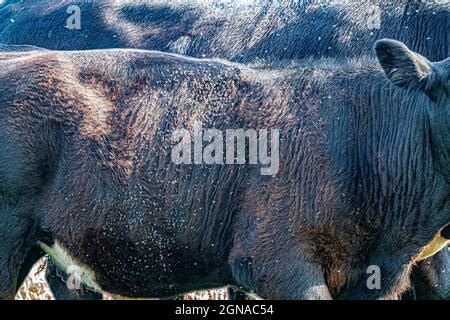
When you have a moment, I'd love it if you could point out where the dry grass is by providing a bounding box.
[16,259,54,300]
[15,258,228,300]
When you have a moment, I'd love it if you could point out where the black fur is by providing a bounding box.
[0,0,448,300]
[0,40,448,299]
[0,1,447,61]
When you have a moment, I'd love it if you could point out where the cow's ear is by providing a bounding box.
[375,39,432,90]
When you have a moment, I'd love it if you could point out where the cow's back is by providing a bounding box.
[0,1,448,61]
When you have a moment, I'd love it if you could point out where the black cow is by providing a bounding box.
[0,39,448,299]
[0,0,448,61]
[2,0,448,300]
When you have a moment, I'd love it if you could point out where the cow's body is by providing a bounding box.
[0,42,448,299]
[1,1,448,299]
[0,0,448,61]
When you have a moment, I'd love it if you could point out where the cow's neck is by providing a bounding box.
[357,85,447,250]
